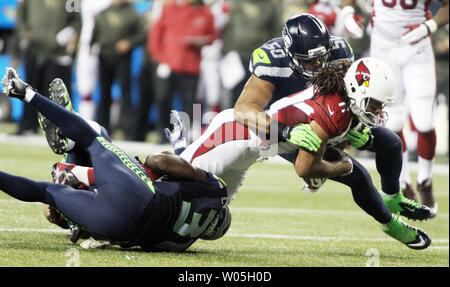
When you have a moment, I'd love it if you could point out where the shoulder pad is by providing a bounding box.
[250,38,293,79]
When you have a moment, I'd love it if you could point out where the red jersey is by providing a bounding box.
[308,2,337,31]
[149,2,216,75]
[267,86,352,144]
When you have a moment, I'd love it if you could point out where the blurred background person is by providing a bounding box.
[281,0,310,22]
[149,0,216,143]
[433,24,449,159]
[76,0,112,121]
[308,0,345,37]
[221,0,282,108]
[196,0,230,124]
[15,0,81,135]
[130,2,160,142]
[342,0,449,216]
[6,26,20,70]
[91,0,147,140]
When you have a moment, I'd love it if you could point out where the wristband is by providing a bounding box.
[424,19,438,34]
[269,119,290,142]
[358,134,374,151]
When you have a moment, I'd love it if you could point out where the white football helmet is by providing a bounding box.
[344,57,396,128]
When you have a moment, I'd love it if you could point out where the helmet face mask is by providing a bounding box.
[351,97,389,128]
[344,57,396,128]
[282,13,331,79]
[289,51,330,78]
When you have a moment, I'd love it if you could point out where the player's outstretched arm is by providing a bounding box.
[144,152,208,181]
[294,121,352,178]
[341,0,364,39]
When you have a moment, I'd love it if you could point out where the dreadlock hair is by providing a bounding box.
[309,62,352,106]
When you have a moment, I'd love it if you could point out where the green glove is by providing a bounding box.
[346,126,373,150]
[283,123,322,152]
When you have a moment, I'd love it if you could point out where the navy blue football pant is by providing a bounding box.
[279,127,403,224]
[0,92,226,248]
[0,92,157,241]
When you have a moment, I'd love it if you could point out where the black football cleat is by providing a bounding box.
[38,78,74,154]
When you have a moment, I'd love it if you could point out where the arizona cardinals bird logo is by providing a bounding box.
[355,61,371,87]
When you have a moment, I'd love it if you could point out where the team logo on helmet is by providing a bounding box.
[282,25,293,48]
[355,61,371,87]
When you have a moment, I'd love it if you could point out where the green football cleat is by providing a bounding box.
[38,78,73,155]
[382,191,432,221]
[382,213,431,250]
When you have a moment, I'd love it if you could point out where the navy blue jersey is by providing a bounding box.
[133,172,227,252]
[249,36,353,108]
[249,37,310,107]
[329,36,354,65]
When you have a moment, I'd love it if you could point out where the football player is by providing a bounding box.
[178,63,355,200]
[167,57,432,250]
[342,0,449,216]
[224,14,432,249]
[0,68,230,252]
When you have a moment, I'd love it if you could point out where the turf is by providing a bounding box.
[0,143,448,267]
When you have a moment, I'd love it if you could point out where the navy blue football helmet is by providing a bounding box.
[282,13,331,79]
[328,35,355,68]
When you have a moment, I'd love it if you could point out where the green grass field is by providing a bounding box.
[0,142,448,267]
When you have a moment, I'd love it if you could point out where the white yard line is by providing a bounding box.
[1,200,448,217]
[0,227,448,245]
[225,232,449,244]
[228,206,450,217]
[0,227,67,233]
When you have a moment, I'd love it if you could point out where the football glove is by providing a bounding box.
[346,126,373,150]
[282,123,322,152]
[164,110,188,154]
[342,6,364,39]
[401,20,438,45]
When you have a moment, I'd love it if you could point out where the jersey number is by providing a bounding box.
[264,42,286,58]
[381,0,418,9]
[332,38,346,50]
[173,201,217,238]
